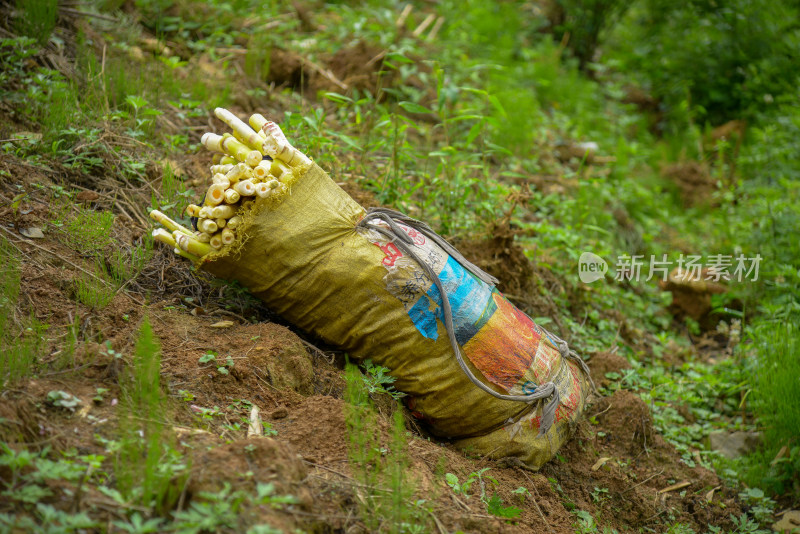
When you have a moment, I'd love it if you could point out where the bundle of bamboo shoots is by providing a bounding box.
[149,108,312,262]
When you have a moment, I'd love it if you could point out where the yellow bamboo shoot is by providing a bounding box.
[149,210,193,236]
[209,233,223,249]
[221,228,235,245]
[198,218,218,234]
[210,164,234,175]
[185,204,202,217]
[211,205,236,219]
[249,114,269,138]
[152,228,176,247]
[174,247,200,262]
[215,108,266,153]
[201,133,225,153]
[253,160,271,180]
[261,120,311,168]
[174,232,212,257]
[205,183,226,206]
[220,155,236,165]
[221,136,254,163]
[194,231,211,243]
[212,174,231,188]
[215,217,226,229]
[234,180,256,196]
[255,182,271,198]
[227,215,242,229]
[224,189,240,204]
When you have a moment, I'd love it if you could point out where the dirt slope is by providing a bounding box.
[0,161,743,531]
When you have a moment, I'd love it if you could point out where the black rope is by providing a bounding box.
[356,208,597,436]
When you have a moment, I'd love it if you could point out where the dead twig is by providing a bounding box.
[296,55,349,91]
[60,7,118,21]
[620,469,664,495]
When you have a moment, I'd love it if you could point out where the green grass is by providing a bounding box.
[116,316,185,510]
[75,259,116,309]
[344,362,427,533]
[731,320,800,497]
[14,0,58,45]
[54,205,114,256]
[0,237,43,390]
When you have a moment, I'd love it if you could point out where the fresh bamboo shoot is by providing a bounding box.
[209,233,223,249]
[215,108,266,154]
[249,114,269,138]
[152,228,176,247]
[211,205,236,219]
[234,180,256,196]
[174,248,200,262]
[255,182,271,198]
[150,210,193,236]
[224,189,240,204]
[212,174,231,188]
[221,228,235,245]
[253,160,271,180]
[198,218,218,234]
[174,232,212,256]
[210,164,234,175]
[261,120,311,168]
[221,136,255,163]
[185,204,202,217]
[201,133,225,153]
[245,150,263,167]
[205,183,226,206]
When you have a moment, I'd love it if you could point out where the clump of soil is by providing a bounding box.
[662,161,718,206]
[265,40,393,96]
[327,40,391,94]
[587,351,632,388]
[593,390,655,455]
[659,266,730,330]
[455,219,569,339]
[265,48,307,91]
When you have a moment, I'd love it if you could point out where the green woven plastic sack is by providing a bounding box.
[200,161,592,468]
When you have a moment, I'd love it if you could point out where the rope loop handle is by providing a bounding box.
[357,208,596,436]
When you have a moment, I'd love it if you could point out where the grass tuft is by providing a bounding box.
[344,361,425,532]
[116,315,185,510]
[14,0,58,45]
[0,237,43,390]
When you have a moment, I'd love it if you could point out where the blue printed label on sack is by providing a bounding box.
[406,256,495,342]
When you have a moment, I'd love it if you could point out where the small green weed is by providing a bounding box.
[57,206,115,256]
[0,238,42,389]
[198,351,234,375]
[360,359,406,400]
[75,260,116,309]
[46,390,82,411]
